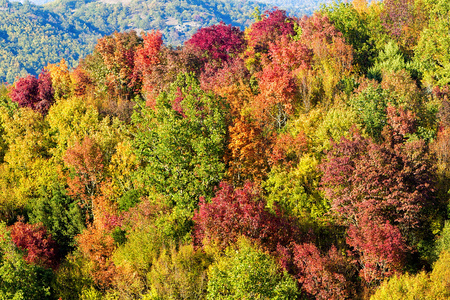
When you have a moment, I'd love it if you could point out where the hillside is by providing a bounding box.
[0,0,272,83]
[1,1,450,299]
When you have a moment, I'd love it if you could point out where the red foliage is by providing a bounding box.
[321,121,435,284]
[321,126,435,231]
[346,216,407,284]
[134,30,163,106]
[9,221,59,269]
[293,243,355,300]
[185,22,245,67]
[247,9,296,55]
[9,70,55,115]
[193,182,301,254]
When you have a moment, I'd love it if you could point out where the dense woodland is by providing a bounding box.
[1,0,450,299]
[0,0,275,83]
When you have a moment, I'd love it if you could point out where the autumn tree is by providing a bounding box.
[298,13,353,104]
[321,113,437,282]
[185,22,246,69]
[64,136,106,220]
[193,182,301,256]
[293,243,356,299]
[45,58,74,100]
[9,220,59,270]
[245,9,296,72]
[133,30,163,107]
[9,70,55,115]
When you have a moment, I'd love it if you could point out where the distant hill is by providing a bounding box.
[0,0,330,83]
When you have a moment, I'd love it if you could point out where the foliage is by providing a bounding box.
[185,22,246,67]
[293,243,355,299]
[9,220,60,270]
[147,244,212,300]
[0,222,54,300]
[27,182,85,255]
[9,71,55,115]
[133,72,227,210]
[206,238,300,300]
[193,182,301,255]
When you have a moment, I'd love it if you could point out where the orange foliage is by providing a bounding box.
[225,116,270,184]
[64,137,105,215]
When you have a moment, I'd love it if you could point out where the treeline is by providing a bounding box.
[0,1,450,299]
[0,0,271,83]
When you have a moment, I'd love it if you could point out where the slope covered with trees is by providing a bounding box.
[1,1,450,299]
[0,0,271,83]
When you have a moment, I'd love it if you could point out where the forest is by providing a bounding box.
[0,0,450,299]
[0,0,273,83]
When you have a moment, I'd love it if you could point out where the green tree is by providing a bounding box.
[133,72,227,211]
[206,238,300,300]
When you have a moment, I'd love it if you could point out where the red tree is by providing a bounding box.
[193,182,301,254]
[9,221,59,269]
[247,9,296,55]
[185,22,245,67]
[9,70,55,115]
[346,216,407,285]
[293,243,355,300]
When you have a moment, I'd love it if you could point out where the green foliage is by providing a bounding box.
[52,253,94,300]
[146,244,212,299]
[133,72,227,211]
[27,182,85,255]
[350,84,391,140]
[206,238,300,300]
[435,221,450,256]
[321,1,377,74]
[368,41,417,80]
[414,0,450,87]
[264,154,328,220]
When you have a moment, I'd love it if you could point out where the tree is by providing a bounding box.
[193,182,301,255]
[322,1,377,74]
[185,22,246,68]
[64,136,106,219]
[0,222,54,300]
[298,13,353,104]
[346,216,407,285]
[9,220,60,270]
[321,119,437,283]
[293,243,355,300]
[9,70,55,115]
[133,72,227,210]
[414,0,450,87]
[206,238,300,300]
[146,244,212,300]
[134,30,163,107]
